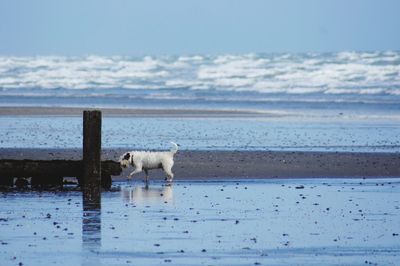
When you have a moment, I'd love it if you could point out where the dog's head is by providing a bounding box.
[119,152,132,168]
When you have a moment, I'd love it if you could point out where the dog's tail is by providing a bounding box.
[170,142,179,154]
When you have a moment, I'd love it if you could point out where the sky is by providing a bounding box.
[0,0,399,56]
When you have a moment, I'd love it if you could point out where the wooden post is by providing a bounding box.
[82,110,102,208]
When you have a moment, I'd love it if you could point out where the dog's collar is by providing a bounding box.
[130,155,134,165]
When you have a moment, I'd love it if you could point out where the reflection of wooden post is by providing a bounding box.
[82,110,102,208]
[82,205,101,255]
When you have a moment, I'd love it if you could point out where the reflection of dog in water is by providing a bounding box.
[119,142,178,183]
[122,185,173,204]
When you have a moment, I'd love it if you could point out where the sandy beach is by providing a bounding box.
[1,107,399,265]
[1,148,399,181]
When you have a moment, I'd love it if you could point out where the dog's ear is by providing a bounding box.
[123,152,130,160]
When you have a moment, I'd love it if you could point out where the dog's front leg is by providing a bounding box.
[128,164,143,180]
[144,169,149,183]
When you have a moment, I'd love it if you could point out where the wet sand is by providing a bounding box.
[0,106,280,118]
[1,148,399,180]
[1,179,400,265]
[1,108,400,265]
[2,107,400,153]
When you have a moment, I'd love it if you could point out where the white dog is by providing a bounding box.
[119,142,178,183]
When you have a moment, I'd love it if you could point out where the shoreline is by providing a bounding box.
[1,106,400,122]
[0,106,282,118]
[1,148,399,180]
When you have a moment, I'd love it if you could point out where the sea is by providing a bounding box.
[0,51,399,152]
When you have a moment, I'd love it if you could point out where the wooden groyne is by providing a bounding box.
[0,110,121,189]
[0,159,121,189]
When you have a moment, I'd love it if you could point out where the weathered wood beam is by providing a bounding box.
[0,160,121,189]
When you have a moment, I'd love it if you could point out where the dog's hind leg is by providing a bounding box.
[163,167,174,183]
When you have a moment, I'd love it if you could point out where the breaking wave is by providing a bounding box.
[0,51,399,107]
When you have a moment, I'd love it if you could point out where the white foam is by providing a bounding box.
[389,89,400,96]
[0,52,399,99]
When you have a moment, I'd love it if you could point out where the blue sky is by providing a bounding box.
[0,0,399,56]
